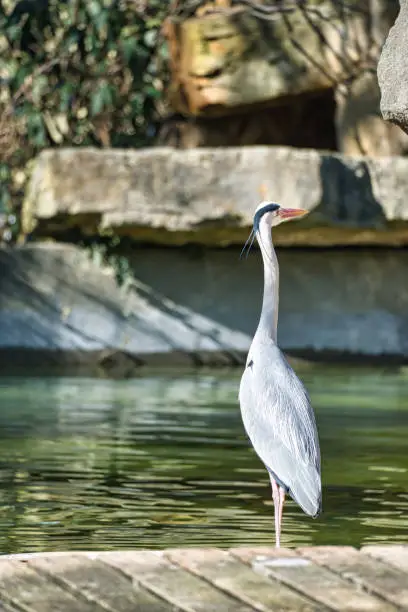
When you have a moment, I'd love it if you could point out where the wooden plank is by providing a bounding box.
[29,553,172,612]
[299,546,408,609]
[231,547,396,612]
[0,559,99,612]
[168,547,322,612]
[362,545,408,574]
[101,550,256,612]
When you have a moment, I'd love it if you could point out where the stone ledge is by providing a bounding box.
[23,146,408,247]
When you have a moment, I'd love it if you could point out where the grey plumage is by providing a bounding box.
[239,341,321,516]
[239,201,321,546]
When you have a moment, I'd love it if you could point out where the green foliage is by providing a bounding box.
[85,237,134,288]
[0,0,168,242]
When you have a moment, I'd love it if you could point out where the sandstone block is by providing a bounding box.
[23,146,408,247]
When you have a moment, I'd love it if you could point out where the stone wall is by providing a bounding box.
[2,243,408,373]
[7,144,408,369]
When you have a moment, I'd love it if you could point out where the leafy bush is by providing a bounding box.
[0,0,168,242]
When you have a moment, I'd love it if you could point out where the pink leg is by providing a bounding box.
[271,478,285,548]
[278,485,285,544]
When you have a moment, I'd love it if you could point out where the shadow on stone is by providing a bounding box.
[2,243,408,373]
[313,156,386,228]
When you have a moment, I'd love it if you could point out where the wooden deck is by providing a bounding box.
[0,546,407,611]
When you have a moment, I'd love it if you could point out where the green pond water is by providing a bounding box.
[0,365,407,554]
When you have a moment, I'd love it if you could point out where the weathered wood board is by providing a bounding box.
[0,546,406,611]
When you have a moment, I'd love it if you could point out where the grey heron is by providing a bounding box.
[239,201,321,548]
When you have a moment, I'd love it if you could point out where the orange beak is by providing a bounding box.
[278,207,309,220]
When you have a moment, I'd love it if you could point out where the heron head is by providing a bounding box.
[253,201,308,232]
[241,201,309,259]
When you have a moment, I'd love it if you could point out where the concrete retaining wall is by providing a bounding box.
[1,243,407,372]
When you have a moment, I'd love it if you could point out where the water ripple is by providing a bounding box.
[0,366,407,553]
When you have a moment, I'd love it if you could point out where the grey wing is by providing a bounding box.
[239,354,321,517]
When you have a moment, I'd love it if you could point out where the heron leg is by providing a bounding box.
[271,478,285,548]
[278,485,285,545]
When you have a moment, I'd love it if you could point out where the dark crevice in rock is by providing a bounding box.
[158,88,337,150]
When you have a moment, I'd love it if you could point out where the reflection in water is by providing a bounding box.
[0,365,407,553]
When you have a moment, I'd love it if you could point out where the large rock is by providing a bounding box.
[164,1,366,116]
[378,0,408,134]
[163,1,406,156]
[23,146,408,246]
[1,243,408,371]
[335,70,408,156]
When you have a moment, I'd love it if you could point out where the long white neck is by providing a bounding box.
[255,218,279,342]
